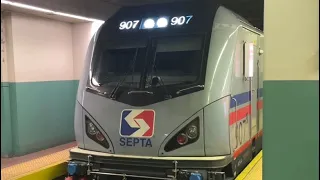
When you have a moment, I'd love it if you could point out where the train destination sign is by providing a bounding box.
[119,15,194,30]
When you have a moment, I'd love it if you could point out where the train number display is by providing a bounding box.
[119,20,140,30]
[170,15,193,26]
[119,15,193,30]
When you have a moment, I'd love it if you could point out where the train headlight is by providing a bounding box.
[164,117,200,152]
[186,125,198,139]
[85,115,110,149]
[87,122,98,135]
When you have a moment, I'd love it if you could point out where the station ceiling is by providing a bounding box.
[3,0,264,29]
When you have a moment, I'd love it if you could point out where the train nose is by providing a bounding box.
[79,93,206,156]
[114,109,205,157]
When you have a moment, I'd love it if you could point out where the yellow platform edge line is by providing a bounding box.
[16,161,67,180]
[235,150,263,180]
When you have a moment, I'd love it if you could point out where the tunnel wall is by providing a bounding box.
[1,12,95,156]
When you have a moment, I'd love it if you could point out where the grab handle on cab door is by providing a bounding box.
[232,97,238,151]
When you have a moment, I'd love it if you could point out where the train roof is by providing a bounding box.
[227,8,264,34]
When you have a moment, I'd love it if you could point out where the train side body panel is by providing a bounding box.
[202,7,242,156]
[228,19,264,171]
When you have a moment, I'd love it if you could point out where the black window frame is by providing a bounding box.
[141,33,207,91]
[86,29,211,106]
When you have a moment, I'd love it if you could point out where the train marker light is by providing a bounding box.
[156,17,169,28]
[143,18,155,29]
[177,133,188,145]
[96,131,105,142]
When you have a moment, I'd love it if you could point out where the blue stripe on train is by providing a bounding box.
[230,88,263,108]
[257,88,263,98]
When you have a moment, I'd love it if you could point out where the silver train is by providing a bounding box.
[68,1,264,180]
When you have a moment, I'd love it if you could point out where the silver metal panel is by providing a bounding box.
[75,28,102,149]
[82,90,207,156]
[228,25,263,155]
[203,7,241,105]
[74,102,84,148]
[204,96,231,156]
[202,7,244,156]
[76,38,94,103]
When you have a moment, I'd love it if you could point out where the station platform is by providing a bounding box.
[1,143,262,180]
[1,142,76,180]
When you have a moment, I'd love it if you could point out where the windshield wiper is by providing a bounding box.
[109,48,139,99]
[146,52,172,99]
[86,86,107,95]
[127,90,154,95]
[149,76,172,99]
[176,85,205,95]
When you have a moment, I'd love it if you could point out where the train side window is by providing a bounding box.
[243,42,255,78]
[234,42,242,77]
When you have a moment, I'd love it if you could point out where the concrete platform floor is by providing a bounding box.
[1,142,76,180]
[1,142,76,169]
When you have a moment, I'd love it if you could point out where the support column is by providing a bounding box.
[1,12,13,157]
[264,0,319,179]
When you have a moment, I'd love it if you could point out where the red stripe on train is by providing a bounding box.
[233,130,263,158]
[229,100,263,126]
[229,105,251,125]
[257,99,263,110]
[233,139,251,159]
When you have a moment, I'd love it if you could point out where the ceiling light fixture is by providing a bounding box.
[1,0,104,23]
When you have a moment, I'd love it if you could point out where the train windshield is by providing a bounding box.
[91,35,203,91]
[146,36,203,87]
[87,1,218,105]
[92,39,147,88]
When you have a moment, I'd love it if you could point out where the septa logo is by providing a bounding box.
[120,109,155,138]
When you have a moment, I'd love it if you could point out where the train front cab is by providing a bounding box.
[67,5,264,180]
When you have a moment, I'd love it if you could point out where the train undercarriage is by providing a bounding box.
[66,148,238,180]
